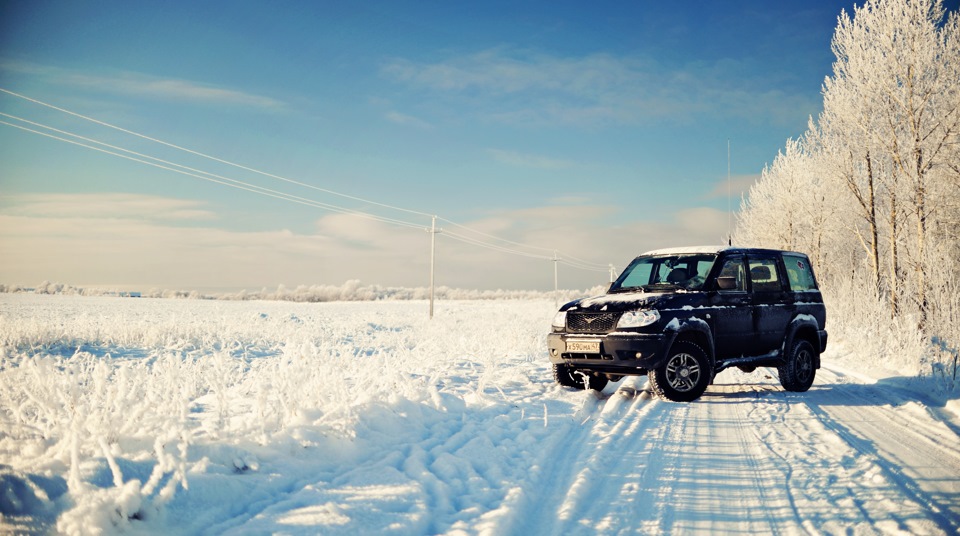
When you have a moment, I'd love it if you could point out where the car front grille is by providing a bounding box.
[566,312,620,333]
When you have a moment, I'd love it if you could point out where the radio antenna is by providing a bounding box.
[727,139,732,246]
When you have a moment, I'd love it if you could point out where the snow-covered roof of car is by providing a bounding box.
[641,245,733,256]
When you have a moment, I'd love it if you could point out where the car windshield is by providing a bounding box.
[610,254,717,292]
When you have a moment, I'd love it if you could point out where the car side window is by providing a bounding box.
[748,258,782,293]
[716,257,746,292]
[783,254,818,291]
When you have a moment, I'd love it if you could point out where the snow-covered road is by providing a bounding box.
[236,367,960,536]
[1,295,958,534]
[519,366,960,535]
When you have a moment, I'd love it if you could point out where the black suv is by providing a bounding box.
[547,246,828,401]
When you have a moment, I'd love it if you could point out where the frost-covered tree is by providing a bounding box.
[735,134,844,282]
[737,0,960,376]
[829,0,960,324]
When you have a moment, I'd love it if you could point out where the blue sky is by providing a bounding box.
[0,0,898,291]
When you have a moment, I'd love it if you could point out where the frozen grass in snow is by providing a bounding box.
[0,294,572,534]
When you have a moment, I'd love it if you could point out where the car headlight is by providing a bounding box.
[552,311,567,329]
[617,310,660,329]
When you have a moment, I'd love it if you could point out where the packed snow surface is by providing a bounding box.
[1,294,959,534]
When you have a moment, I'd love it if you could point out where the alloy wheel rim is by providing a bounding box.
[665,353,701,392]
[796,349,813,383]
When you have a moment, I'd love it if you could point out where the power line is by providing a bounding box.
[0,87,611,273]
[0,117,427,230]
[440,230,607,272]
[1,114,609,270]
[437,216,609,270]
[0,87,434,220]
[443,230,554,261]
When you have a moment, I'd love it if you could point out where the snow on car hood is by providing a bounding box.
[565,291,699,312]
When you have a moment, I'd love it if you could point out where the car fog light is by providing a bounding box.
[636,352,643,358]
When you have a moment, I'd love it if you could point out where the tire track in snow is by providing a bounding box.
[515,377,813,535]
[637,381,803,534]
[211,365,959,536]
[731,383,806,535]
[744,368,959,535]
[563,384,669,534]
[506,377,662,535]
[636,401,686,534]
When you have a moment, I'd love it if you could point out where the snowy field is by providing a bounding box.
[1,294,959,535]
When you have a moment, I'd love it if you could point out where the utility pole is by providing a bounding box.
[609,264,617,283]
[427,215,441,319]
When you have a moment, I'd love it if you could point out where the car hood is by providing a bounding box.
[563,291,705,312]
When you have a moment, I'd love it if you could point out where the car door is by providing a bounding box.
[747,254,793,355]
[710,255,753,358]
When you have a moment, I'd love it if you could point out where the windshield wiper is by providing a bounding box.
[610,286,643,293]
[611,284,675,293]
[647,282,683,290]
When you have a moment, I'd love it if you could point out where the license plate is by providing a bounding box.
[566,339,601,353]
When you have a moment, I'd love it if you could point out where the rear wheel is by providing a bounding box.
[649,341,712,402]
[778,339,816,392]
[553,364,609,391]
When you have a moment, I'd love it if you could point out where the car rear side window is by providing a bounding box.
[783,254,818,291]
[748,258,782,293]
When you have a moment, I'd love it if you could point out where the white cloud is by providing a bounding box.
[547,195,595,205]
[383,48,643,95]
[0,194,433,290]
[86,76,284,109]
[0,193,736,292]
[314,212,426,251]
[703,173,760,202]
[1,193,217,221]
[0,60,285,110]
[382,48,816,126]
[487,149,574,170]
[384,111,432,129]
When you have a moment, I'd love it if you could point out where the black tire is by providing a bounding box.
[778,339,817,392]
[553,364,609,391]
[649,341,712,402]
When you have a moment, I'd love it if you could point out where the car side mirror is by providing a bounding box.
[716,276,737,290]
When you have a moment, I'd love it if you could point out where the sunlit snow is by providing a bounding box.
[1,294,958,535]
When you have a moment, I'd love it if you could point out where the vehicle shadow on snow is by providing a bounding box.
[699,381,900,406]
[702,372,959,411]
[702,373,960,448]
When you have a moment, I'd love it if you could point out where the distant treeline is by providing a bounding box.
[0,280,605,303]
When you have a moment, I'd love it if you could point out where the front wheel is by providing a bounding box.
[553,364,608,391]
[778,339,817,392]
[649,341,712,402]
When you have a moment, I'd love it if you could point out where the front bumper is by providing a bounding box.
[547,331,675,375]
